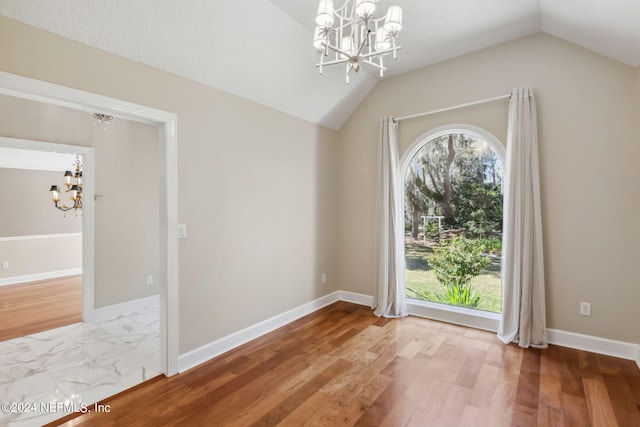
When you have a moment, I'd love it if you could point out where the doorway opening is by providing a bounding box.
[0,70,178,376]
[0,147,86,340]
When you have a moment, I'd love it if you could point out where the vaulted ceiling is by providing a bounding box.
[1,1,639,130]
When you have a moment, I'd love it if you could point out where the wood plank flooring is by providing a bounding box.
[0,275,82,341]
[49,301,640,426]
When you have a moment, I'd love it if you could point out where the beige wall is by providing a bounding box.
[0,16,339,354]
[0,235,81,281]
[0,167,82,282]
[0,167,82,236]
[338,33,640,344]
[0,93,161,308]
[93,113,160,307]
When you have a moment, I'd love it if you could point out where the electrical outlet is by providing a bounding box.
[147,275,153,285]
[321,273,327,284]
[2,261,8,269]
[580,302,591,316]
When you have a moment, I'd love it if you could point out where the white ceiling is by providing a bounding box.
[1,1,639,130]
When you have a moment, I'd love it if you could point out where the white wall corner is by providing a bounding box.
[337,291,374,307]
[177,291,341,373]
[636,344,640,371]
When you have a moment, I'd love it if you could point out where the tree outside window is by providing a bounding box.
[404,133,504,313]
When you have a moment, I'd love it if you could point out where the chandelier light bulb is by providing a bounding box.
[70,185,80,200]
[375,27,391,51]
[316,0,334,28]
[384,5,403,34]
[49,186,60,202]
[355,0,376,18]
[341,36,355,58]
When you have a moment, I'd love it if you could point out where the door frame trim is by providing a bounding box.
[0,71,179,376]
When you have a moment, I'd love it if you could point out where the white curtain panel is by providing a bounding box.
[373,117,408,318]
[498,87,547,348]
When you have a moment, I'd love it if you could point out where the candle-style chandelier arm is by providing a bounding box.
[360,58,386,70]
[322,42,355,60]
[51,198,83,212]
[316,45,401,69]
[360,44,400,58]
[316,34,398,61]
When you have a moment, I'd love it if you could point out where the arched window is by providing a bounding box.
[400,125,505,314]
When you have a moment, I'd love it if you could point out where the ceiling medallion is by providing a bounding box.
[93,113,113,129]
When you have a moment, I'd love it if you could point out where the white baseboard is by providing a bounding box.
[0,232,82,242]
[0,268,82,287]
[177,290,640,373]
[93,294,159,321]
[337,290,374,306]
[547,329,640,363]
[344,292,638,365]
[178,291,341,373]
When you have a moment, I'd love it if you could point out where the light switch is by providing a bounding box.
[177,224,187,239]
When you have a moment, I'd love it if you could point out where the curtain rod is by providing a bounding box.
[394,93,511,123]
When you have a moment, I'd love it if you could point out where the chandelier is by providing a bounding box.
[49,154,83,216]
[313,0,403,83]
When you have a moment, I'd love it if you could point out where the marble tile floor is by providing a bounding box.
[0,300,160,426]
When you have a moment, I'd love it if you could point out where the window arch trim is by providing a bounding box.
[400,124,505,178]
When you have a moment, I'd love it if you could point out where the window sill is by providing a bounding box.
[406,298,500,332]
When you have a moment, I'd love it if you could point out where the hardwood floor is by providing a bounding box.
[0,275,82,341]
[50,301,640,426]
